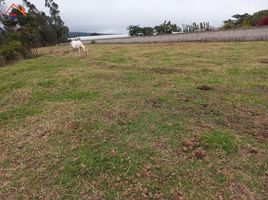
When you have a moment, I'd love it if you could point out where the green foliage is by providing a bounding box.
[127,25,154,36]
[201,130,238,154]
[128,21,209,36]
[0,28,4,44]
[127,25,144,36]
[154,20,179,35]
[142,27,154,36]
[0,40,31,62]
[222,9,268,29]
[0,0,69,47]
[128,21,181,36]
[251,10,268,26]
[242,19,250,28]
[222,23,236,30]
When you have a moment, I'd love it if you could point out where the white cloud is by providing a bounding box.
[4,0,268,32]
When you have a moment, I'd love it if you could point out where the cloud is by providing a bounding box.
[5,0,268,32]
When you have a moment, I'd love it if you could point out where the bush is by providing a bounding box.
[222,23,236,30]
[0,55,5,66]
[257,16,268,26]
[0,40,31,61]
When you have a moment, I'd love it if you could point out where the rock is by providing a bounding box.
[182,147,188,152]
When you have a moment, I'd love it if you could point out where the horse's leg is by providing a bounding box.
[78,47,81,56]
[71,46,76,57]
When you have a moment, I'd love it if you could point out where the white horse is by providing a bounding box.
[70,40,88,56]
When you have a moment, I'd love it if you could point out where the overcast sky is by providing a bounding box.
[4,0,268,33]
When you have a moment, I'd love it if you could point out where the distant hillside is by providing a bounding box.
[68,32,113,38]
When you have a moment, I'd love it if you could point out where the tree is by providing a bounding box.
[0,27,4,44]
[250,10,268,26]
[127,25,154,36]
[182,22,209,32]
[44,0,69,42]
[0,0,69,47]
[142,27,154,36]
[222,10,268,29]
[242,19,250,28]
[154,20,179,35]
[232,13,251,26]
[257,16,268,26]
[127,25,143,36]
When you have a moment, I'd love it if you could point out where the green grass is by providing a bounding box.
[201,130,238,154]
[0,42,268,199]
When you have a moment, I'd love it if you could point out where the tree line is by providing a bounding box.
[127,20,210,36]
[128,9,268,36]
[222,10,268,29]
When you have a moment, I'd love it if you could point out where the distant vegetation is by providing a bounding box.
[127,20,210,36]
[128,9,268,36]
[222,10,268,29]
[0,0,68,66]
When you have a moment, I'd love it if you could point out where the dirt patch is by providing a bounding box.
[197,85,213,91]
[150,67,184,74]
[194,149,207,159]
[182,138,200,150]
[108,64,135,70]
[154,142,168,150]
[220,105,268,139]
[260,59,268,64]
[229,182,258,200]
[67,121,79,131]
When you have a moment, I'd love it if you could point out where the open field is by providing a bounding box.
[0,42,268,199]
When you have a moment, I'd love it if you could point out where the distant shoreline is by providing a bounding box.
[69,34,130,41]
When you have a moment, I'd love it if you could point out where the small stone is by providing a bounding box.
[182,147,188,152]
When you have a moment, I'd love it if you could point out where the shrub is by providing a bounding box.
[257,16,268,26]
[0,40,31,61]
[0,55,5,66]
[222,23,236,30]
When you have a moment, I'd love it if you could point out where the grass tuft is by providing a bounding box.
[201,130,238,154]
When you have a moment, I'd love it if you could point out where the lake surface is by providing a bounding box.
[70,34,129,41]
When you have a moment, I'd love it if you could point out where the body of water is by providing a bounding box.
[70,34,130,41]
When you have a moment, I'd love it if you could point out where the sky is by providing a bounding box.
[3,0,268,33]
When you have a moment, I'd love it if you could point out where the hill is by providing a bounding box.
[1,42,268,199]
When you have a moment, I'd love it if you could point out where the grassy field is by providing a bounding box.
[0,42,268,199]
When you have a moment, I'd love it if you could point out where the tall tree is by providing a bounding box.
[0,0,69,46]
